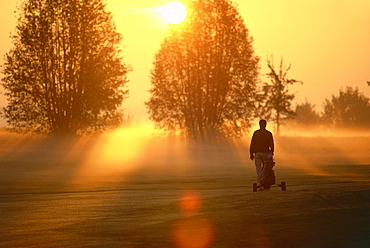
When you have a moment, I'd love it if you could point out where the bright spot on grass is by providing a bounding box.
[76,123,158,177]
[179,190,202,215]
[172,190,215,248]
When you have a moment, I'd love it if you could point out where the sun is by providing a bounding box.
[158,2,187,24]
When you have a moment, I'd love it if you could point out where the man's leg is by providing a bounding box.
[254,153,263,186]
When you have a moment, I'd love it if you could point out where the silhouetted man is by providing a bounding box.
[250,119,274,187]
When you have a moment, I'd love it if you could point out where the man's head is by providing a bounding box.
[259,119,267,129]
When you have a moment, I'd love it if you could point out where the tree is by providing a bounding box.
[322,87,370,128]
[146,0,259,141]
[260,57,302,135]
[1,0,129,136]
[293,100,320,126]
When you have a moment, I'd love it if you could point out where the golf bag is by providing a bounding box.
[260,158,276,189]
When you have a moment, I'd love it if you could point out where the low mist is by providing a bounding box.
[1,124,369,185]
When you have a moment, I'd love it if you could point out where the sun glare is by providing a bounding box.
[158,2,187,24]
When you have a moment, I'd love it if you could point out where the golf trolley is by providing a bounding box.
[253,157,286,192]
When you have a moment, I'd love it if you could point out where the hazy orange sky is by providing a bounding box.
[1,0,369,125]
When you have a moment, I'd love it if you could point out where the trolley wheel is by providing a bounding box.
[253,183,258,192]
[281,181,286,191]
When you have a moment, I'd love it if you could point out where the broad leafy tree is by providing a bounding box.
[146,0,259,141]
[1,0,129,136]
[322,87,370,128]
[261,57,302,135]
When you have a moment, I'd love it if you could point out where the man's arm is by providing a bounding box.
[270,132,274,154]
[250,133,256,160]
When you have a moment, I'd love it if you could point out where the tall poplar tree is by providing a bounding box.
[146,0,259,141]
[1,0,129,136]
[261,57,302,135]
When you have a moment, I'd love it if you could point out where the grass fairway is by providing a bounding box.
[1,134,369,247]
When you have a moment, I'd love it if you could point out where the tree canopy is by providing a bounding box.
[146,0,259,141]
[294,100,320,126]
[260,57,302,135]
[1,0,129,136]
[322,86,370,128]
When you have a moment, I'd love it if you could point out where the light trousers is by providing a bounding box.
[254,152,269,186]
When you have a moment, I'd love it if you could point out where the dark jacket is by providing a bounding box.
[250,128,274,155]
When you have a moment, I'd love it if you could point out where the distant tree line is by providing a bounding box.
[146,0,370,138]
[293,87,370,130]
[1,0,369,139]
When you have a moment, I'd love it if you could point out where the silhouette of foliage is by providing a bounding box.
[260,57,302,135]
[322,87,370,128]
[294,100,320,126]
[146,0,259,141]
[1,0,129,136]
